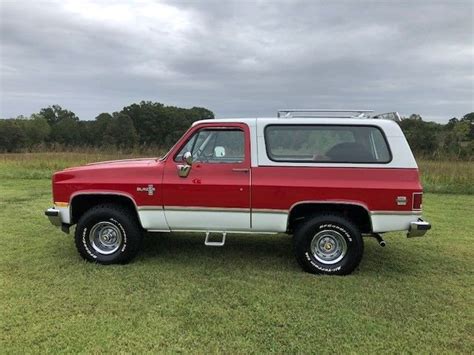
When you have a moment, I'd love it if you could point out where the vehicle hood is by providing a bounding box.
[62,157,160,172]
[52,157,165,198]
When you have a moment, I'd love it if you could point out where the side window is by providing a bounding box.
[265,125,391,163]
[370,129,391,162]
[175,133,197,162]
[175,129,245,163]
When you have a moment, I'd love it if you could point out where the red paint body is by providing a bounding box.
[251,167,421,212]
[161,123,252,210]
[52,122,422,214]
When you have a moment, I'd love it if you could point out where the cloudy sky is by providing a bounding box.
[0,0,473,122]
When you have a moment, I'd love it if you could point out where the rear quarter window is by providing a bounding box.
[264,124,392,163]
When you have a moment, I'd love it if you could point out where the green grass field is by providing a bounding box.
[1,154,473,353]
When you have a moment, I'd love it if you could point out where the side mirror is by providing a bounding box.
[178,151,193,178]
[182,151,193,165]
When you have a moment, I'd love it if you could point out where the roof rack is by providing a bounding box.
[277,109,373,118]
[371,112,401,122]
[277,109,401,122]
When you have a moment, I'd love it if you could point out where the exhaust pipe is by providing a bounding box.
[372,233,386,247]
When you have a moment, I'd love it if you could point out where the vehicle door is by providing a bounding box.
[162,123,251,231]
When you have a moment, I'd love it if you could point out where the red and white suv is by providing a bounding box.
[45,109,431,275]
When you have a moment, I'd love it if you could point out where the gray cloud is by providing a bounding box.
[1,0,473,122]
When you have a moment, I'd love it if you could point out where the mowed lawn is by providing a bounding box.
[0,156,473,353]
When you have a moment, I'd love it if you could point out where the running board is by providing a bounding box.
[204,232,226,247]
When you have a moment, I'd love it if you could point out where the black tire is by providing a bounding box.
[74,204,143,264]
[293,214,364,275]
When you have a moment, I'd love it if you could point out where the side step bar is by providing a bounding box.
[204,232,226,247]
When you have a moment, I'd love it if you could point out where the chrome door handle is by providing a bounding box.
[232,168,249,173]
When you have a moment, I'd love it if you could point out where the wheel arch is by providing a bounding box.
[69,192,142,228]
[287,201,373,234]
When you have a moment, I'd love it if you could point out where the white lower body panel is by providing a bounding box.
[164,209,251,231]
[136,207,421,234]
[251,211,288,232]
[370,213,422,233]
[138,208,169,230]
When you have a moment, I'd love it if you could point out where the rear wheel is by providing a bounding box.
[74,204,143,264]
[293,214,364,275]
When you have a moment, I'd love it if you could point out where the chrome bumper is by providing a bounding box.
[407,219,431,238]
[45,208,61,227]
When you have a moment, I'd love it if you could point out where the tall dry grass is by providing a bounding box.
[0,153,472,194]
[417,159,473,194]
[0,151,164,180]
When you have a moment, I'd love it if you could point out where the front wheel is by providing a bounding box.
[293,214,364,275]
[74,204,143,264]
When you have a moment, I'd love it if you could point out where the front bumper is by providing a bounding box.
[45,207,71,233]
[407,218,431,238]
[45,208,61,226]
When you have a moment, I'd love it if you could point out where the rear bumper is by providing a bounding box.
[45,208,61,226]
[407,218,431,238]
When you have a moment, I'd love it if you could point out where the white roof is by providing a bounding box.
[191,116,414,168]
[193,117,403,136]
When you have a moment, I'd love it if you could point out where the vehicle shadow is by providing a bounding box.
[139,232,298,271]
[137,232,433,276]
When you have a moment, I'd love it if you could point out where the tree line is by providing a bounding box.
[399,113,473,160]
[0,101,213,152]
[0,102,472,159]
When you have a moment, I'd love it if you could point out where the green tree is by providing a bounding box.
[40,105,79,126]
[103,113,138,149]
[444,120,472,158]
[399,115,440,156]
[50,117,81,146]
[121,101,214,147]
[90,113,113,145]
[461,112,474,139]
[76,121,96,147]
[0,120,27,152]
[22,114,51,147]
[462,112,474,122]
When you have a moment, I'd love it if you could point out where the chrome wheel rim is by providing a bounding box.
[310,229,348,265]
[89,221,122,255]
